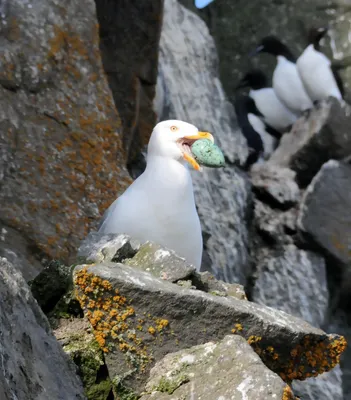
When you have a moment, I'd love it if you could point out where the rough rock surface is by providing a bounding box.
[298,160,351,274]
[140,335,293,400]
[95,0,163,163]
[74,262,346,394]
[268,99,351,186]
[0,258,85,400]
[252,245,329,328]
[0,0,131,278]
[250,164,300,209]
[156,0,251,283]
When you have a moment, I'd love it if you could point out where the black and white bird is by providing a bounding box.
[251,36,313,114]
[234,95,280,167]
[296,27,344,102]
[236,69,297,133]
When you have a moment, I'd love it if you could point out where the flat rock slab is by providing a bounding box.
[298,160,351,269]
[0,258,85,400]
[268,98,351,186]
[74,263,346,393]
[140,335,294,400]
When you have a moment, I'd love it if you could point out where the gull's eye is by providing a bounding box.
[170,126,179,132]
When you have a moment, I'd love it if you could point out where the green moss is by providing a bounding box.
[155,374,189,394]
[113,382,139,400]
[86,380,112,400]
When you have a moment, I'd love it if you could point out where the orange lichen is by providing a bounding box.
[231,323,243,334]
[282,385,297,400]
[148,327,156,335]
[247,336,262,345]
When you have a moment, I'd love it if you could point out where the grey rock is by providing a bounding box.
[250,164,300,209]
[140,335,292,400]
[193,271,247,300]
[0,0,131,270]
[126,241,196,283]
[77,232,140,264]
[0,258,85,400]
[74,263,346,394]
[268,99,351,186]
[298,160,351,271]
[253,200,297,245]
[292,366,343,400]
[156,0,252,283]
[251,245,329,328]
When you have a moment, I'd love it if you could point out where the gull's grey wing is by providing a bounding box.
[97,199,118,232]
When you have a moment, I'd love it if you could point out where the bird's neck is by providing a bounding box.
[145,155,194,192]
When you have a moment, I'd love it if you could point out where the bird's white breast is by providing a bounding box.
[249,88,297,132]
[248,113,277,159]
[273,56,313,114]
[297,44,342,102]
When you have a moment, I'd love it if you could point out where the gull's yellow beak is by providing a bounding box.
[182,131,214,171]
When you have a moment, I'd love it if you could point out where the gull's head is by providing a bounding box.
[147,120,214,171]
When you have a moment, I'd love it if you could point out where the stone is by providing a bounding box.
[0,258,85,400]
[250,164,300,209]
[251,244,329,328]
[95,0,163,164]
[0,0,131,275]
[292,366,343,400]
[156,0,252,283]
[54,318,113,400]
[29,260,73,313]
[74,263,346,394]
[77,232,140,265]
[126,241,196,283]
[140,335,294,400]
[298,160,351,272]
[268,99,351,186]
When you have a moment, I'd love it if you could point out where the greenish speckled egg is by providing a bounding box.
[191,139,225,168]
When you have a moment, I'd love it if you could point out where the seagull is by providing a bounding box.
[98,120,214,270]
[297,27,344,102]
[251,36,313,114]
[236,69,297,133]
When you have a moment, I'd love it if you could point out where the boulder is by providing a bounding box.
[156,0,252,283]
[0,258,85,400]
[0,0,131,278]
[298,160,351,272]
[74,262,346,394]
[251,244,329,328]
[140,335,295,400]
[95,0,163,163]
[268,99,351,186]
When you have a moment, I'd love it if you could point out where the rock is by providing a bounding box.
[95,0,163,163]
[251,245,329,328]
[250,164,300,209]
[253,200,297,245]
[54,318,113,400]
[298,160,351,272]
[74,263,346,394]
[292,366,343,400]
[126,242,196,283]
[268,99,351,186]
[156,0,252,283]
[77,232,140,265]
[29,260,73,313]
[0,0,131,275]
[140,335,294,400]
[193,271,247,300]
[0,258,85,400]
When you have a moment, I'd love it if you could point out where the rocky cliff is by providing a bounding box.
[0,0,351,399]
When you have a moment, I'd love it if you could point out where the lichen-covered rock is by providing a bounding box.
[156,0,252,283]
[0,258,85,400]
[55,318,112,400]
[140,335,293,400]
[74,262,346,394]
[251,245,329,328]
[298,160,351,274]
[250,164,300,209]
[268,99,351,186]
[0,0,131,278]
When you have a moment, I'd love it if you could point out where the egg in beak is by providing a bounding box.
[177,131,214,170]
